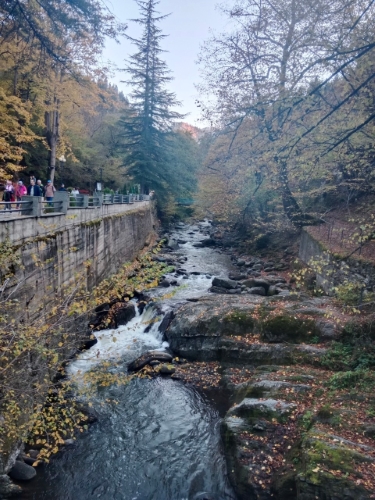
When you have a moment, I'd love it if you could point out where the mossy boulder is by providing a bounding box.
[227,398,297,423]
[222,310,254,336]
[234,380,310,402]
[260,314,320,343]
[294,430,374,499]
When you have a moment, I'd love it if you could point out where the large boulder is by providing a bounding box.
[242,278,270,292]
[166,296,262,360]
[248,286,266,296]
[212,277,238,290]
[290,429,375,500]
[209,286,231,294]
[0,475,22,498]
[167,238,179,250]
[112,302,136,327]
[158,310,175,335]
[222,399,297,500]
[8,461,36,481]
[200,238,216,247]
[128,351,173,372]
[227,398,297,421]
[260,314,321,343]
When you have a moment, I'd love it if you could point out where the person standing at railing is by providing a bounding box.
[37,180,45,197]
[44,180,56,207]
[3,180,14,210]
[71,187,79,197]
[27,179,42,197]
[15,181,27,209]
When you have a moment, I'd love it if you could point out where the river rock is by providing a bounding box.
[159,279,171,288]
[159,364,176,375]
[0,475,21,498]
[248,286,266,296]
[113,302,136,326]
[152,255,167,263]
[212,277,238,289]
[200,238,216,247]
[242,278,270,291]
[236,259,246,266]
[228,398,297,420]
[209,286,231,294]
[8,461,36,481]
[158,310,175,334]
[149,360,160,366]
[236,380,310,399]
[228,272,247,281]
[128,351,173,372]
[94,302,110,316]
[167,238,179,250]
[17,454,36,466]
[267,285,278,296]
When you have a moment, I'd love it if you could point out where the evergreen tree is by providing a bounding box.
[119,0,184,192]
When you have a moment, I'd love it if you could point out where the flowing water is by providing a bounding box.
[21,222,237,500]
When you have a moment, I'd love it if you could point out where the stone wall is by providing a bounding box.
[0,202,156,314]
[299,229,375,294]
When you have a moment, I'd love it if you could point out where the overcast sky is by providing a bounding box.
[101,0,229,125]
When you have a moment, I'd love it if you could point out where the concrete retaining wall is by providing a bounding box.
[0,202,155,313]
[299,229,375,294]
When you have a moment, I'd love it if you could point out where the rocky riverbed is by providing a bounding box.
[128,221,375,500]
[11,220,375,500]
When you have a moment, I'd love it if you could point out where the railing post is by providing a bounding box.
[21,196,40,216]
[53,192,69,214]
[95,193,103,207]
[82,195,89,208]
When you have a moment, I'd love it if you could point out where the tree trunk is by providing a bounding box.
[276,156,305,226]
[45,106,59,184]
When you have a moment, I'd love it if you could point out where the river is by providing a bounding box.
[21,222,237,500]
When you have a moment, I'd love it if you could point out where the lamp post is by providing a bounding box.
[59,155,66,185]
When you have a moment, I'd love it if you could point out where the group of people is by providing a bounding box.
[1,177,69,210]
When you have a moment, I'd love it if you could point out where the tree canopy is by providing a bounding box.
[197,0,375,230]
[118,0,198,209]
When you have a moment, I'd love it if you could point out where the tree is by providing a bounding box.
[198,0,375,225]
[118,0,184,193]
[0,0,126,182]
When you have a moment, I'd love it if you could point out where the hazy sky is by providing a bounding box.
[102,0,229,125]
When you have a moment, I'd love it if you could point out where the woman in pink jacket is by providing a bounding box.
[15,181,27,209]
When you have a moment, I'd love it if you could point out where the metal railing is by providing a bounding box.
[39,199,64,214]
[0,192,151,220]
[0,200,34,218]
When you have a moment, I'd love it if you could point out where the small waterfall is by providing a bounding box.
[68,302,165,377]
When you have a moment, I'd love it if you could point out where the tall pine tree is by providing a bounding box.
[119,0,184,192]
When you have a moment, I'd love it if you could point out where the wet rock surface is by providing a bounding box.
[8,462,36,481]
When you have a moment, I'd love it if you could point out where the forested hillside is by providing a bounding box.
[196,0,375,248]
[0,0,199,214]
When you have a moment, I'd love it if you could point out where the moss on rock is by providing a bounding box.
[260,314,320,343]
[222,310,255,336]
